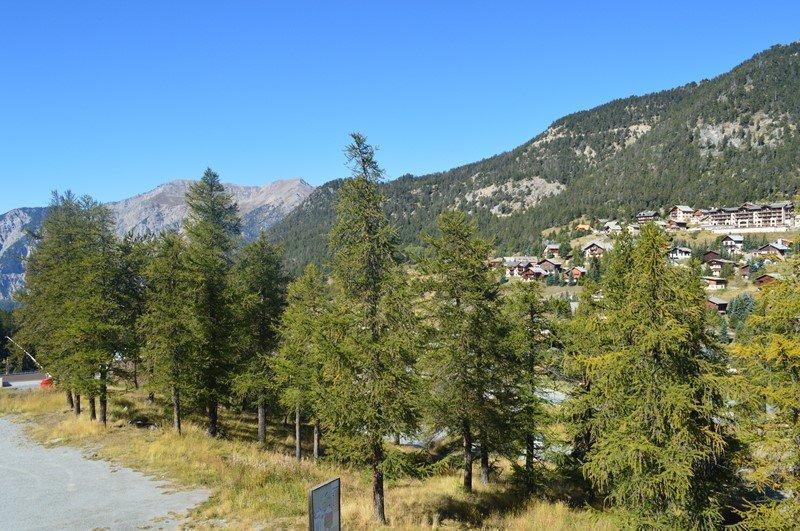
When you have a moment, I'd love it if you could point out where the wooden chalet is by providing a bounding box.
[755,272,784,288]
[706,297,729,314]
[702,276,728,291]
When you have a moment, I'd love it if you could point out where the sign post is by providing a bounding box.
[308,477,341,531]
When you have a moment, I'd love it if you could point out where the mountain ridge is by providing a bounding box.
[267,42,800,268]
[0,178,314,303]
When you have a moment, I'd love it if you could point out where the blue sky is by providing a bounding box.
[2,1,799,212]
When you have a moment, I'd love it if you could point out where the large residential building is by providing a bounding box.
[704,201,794,228]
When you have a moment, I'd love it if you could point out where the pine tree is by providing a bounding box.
[421,210,518,491]
[139,232,195,433]
[230,232,288,446]
[184,168,241,437]
[324,133,420,523]
[731,260,800,528]
[565,224,737,527]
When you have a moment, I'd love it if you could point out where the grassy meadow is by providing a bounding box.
[0,388,618,529]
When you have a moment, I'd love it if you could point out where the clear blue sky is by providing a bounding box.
[2,1,799,212]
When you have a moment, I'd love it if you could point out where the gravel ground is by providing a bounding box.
[0,417,209,530]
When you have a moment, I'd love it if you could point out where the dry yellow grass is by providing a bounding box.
[0,388,619,529]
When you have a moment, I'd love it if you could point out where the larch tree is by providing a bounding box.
[275,264,331,461]
[139,232,195,433]
[323,133,420,524]
[184,168,241,437]
[731,259,800,528]
[503,280,551,479]
[421,210,518,491]
[16,192,123,425]
[230,232,288,447]
[567,224,738,528]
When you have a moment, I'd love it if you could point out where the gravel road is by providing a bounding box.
[0,417,209,530]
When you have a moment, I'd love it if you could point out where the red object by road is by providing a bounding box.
[40,377,54,388]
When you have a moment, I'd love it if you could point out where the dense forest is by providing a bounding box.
[269,42,800,269]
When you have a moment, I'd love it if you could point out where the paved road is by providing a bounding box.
[0,417,208,530]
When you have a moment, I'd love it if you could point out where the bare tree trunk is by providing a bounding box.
[172,384,181,434]
[313,420,320,461]
[66,389,74,410]
[394,433,401,445]
[525,434,536,473]
[479,435,490,485]
[207,399,218,437]
[99,372,108,426]
[372,440,387,524]
[74,394,81,416]
[257,396,266,446]
[89,396,97,421]
[294,404,301,461]
[463,420,473,492]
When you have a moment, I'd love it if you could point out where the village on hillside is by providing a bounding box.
[496,200,798,321]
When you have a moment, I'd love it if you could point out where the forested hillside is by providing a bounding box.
[270,42,800,268]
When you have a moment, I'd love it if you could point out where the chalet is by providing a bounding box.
[706,258,735,277]
[738,264,752,279]
[693,209,711,223]
[570,266,587,280]
[668,246,692,262]
[754,241,790,260]
[721,234,744,254]
[706,297,729,314]
[544,243,562,259]
[755,273,784,288]
[703,276,728,291]
[582,240,611,259]
[636,210,659,222]
[702,250,722,263]
[669,205,695,224]
[667,218,688,231]
[505,259,535,279]
[602,220,622,234]
[537,257,563,273]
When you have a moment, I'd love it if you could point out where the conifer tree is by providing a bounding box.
[17,192,123,424]
[139,232,194,433]
[275,264,331,460]
[324,133,420,523]
[504,281,550,477]
[184,168,241,437]
[731,260,800,528]
[230,232,288,446]
[421,210,518,491]
[565,224,737,527]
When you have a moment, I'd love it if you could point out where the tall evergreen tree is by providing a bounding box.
[230,232,288,446]
[16,192,123,424]
[565,224,737,527]
[324,133,420,523]
[421,210,518,491]
[184,168,241,437]
[731,260,800,528]
[275,264,331,460]
[139,232,195,433]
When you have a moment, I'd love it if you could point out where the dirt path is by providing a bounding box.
[0,417,208,530]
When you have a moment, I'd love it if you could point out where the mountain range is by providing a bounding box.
[3,41,800,304]
[0,179,313,304]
